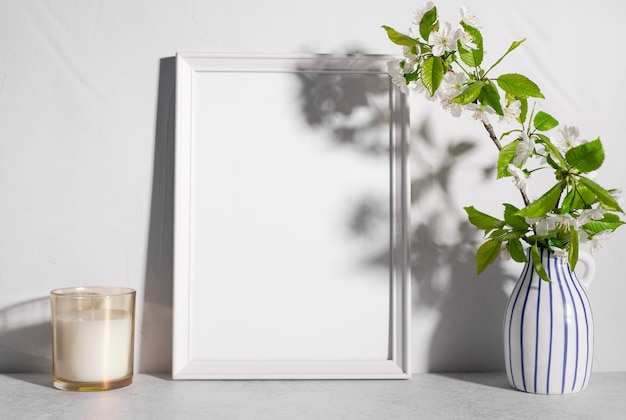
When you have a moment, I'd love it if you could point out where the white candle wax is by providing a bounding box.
[54,309,133,382]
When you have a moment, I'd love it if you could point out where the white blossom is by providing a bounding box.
[513,132,535,165]
[529,214,560,236]
[499,100,521,124]
[524,216,541,225]
[392,79,409,94]
[554,213,578,229]
[590,230,612,254]
[534,218,551,236]
[466,103,495,123]
[412,2,435,26]
[550,246,568,259]
[553,125,585,152]
[402,46,420,74]
[458,30,477,50]
[438,71,467,100]
[407,78,437,101]
[387,60,409,94]
[440,98,463,117]
[507,164,528,195]
[460,6,480,27]
[428,22,458,56]
[387,59,403,77]
[577,207,606,225]
[535,213,578,232]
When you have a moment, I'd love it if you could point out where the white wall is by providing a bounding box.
[1,0,625,374]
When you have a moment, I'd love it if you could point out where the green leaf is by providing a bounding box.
[458,23,483,67]
[420,56,444,96]
[485,39,526,75]
[545,152,561,171]
[442,52,457,70]
[381,26,418,47]
[478,81,503,115]
[507,239,528,263]
[405,71,420,83]
[578,176,624,213]
[572,183,596,209]
[561,188,575,214]
[503,203,529,230]
[582,213,625,234]
[533,111,559,132]
[518,97,528,124]
[496,141,519,178]
[464,206,502,231]
[452,80,484,105]
[568,226,579,270]
[489,228,527,242]
[497,73,544,99]
[516,181,567,218]
[565,138,605,173]
[531,244,551,282]
[535,133,566,167]
[561,184,596,214]
[546,237,564,250]
[476,239,502,275]
[419,7,438,41]
[488,228,508,240]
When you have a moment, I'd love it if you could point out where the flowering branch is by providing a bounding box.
[482,121,530,207]
[482,122,502,150]
[383,3,624,280]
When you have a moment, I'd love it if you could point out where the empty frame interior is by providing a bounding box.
[173,54,410,379]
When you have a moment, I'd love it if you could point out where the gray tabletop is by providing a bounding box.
[1,372,625,419]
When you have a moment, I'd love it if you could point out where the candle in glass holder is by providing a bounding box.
[50,287,136,391]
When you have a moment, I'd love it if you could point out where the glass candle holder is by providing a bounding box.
[50,286,136,391]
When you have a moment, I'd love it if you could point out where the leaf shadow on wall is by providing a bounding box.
[410,119,516,372]
[292,55,396,290]
[293,53,516,372]
[292,53,394,262]
[141,57,175,374]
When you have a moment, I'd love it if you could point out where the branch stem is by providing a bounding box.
[482,121,503,150]
[482,121,531,207]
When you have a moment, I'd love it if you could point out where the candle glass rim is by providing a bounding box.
[50,286,136,298]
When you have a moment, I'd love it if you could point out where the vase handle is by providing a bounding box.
[576,250,596,289]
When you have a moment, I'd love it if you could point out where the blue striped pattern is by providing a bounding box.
[504,248,594,394]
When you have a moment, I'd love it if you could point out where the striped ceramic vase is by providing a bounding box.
[503,247,595,394]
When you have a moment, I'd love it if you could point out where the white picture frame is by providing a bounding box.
[172,53,410,379]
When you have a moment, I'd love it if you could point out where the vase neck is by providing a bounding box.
[527,247,567,264]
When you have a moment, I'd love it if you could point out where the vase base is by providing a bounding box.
[507,381,588,395]
[53,374,133,392]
